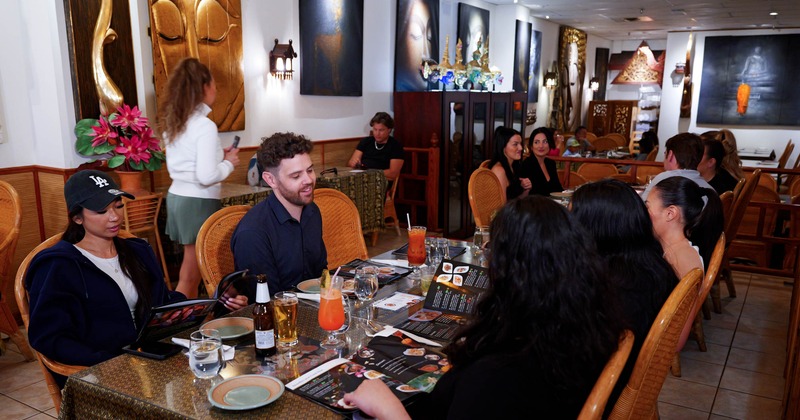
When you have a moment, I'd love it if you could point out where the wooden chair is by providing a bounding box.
[645,146,659,161]
[720,191,734,223]
[711,169,760,313]
[608,268,703,420]
[122,194,170,289]
[592,137,619,153]
[382,177,402,237]
[0,180,35,360]
[315,188,369,269]
[756,171,777,192]
[605,132,628,148]
[789,177,800,198]
[578,330,635,420]
[14,230,134,413]
[196,205,251,297]
[671,234,725,377]
[577,163,619,181]
[468,168,506,228]
[780,155,800,193]
[726,185,781,267]
[585,131,598,142]
[634,165,664,185]
[778,140,794,170]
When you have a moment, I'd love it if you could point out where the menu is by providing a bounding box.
[394,259,489,341]
[286,331,450,412]
[334,258,412,286]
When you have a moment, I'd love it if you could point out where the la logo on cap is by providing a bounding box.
[88,175,109,188]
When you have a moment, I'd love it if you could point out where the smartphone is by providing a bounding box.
[122,341,183,360]
[232,135,241,149]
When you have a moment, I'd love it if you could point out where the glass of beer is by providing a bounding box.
[407,226,427,266]
[318,275,345,349]
[273,292,299,347]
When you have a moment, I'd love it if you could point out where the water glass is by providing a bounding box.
[420,265,435,296]
[355,267,379,302]
[473,226,490,254]
[189,329,223,379]
[436,237,450,261]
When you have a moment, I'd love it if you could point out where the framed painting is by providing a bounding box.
[148,0,245,131]
[63,0,138,121]
[512,20,532,95]
[456,3,489,67]
[697,34,800,126]
[299,0,364,96]
[394,0,439,92]
[557,26,587,132]
[528,30,542,103]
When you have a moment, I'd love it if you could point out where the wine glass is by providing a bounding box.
[318,275,346,349]
[355,267,379,321]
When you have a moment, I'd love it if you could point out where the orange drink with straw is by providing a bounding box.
[408,226,427,266]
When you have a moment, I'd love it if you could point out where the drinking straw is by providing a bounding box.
[333,266,342,279]
[406,213,412,231]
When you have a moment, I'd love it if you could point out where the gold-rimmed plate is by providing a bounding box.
[208,375,284,411]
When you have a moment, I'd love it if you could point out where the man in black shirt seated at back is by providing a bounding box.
[699,138,740,195]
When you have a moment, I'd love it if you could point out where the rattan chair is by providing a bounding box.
[578,330,635,420]
[15,230,134,413]
[468,168,506,228]
[608,268,703,420]
[671,234,725,377]
[577,163,619,181]
[711,169,760,313]
[122,194,170,289]
[0,180,35,360]
[563,171,589,189]
[645,146,659,161]
[196,205,251,297]
[605,132,628,148]
[315,188,369,269]
[592,137,619,153]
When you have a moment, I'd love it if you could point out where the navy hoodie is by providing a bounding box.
[25,238,184,378]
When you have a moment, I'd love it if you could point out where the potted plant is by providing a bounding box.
[74,104,164,193]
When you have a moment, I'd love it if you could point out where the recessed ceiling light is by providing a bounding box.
[545,15,550,19]
[770,11,778,16]
[514,0,518,3]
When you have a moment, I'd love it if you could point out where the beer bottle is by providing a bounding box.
[253,274,276,357]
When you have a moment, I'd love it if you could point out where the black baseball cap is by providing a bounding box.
[64,170,135,212]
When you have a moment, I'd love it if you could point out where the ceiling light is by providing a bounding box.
[770,11,778,16]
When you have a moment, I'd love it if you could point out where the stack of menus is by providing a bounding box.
[394,259,489,342]
[286,331,450,413]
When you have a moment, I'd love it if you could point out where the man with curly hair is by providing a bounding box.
[231,132,327,298]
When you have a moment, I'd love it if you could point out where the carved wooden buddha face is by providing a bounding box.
[150,0,244,131]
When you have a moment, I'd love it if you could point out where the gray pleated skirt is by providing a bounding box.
[165,193,221,245]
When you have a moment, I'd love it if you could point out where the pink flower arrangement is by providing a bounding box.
[74,104,165,171]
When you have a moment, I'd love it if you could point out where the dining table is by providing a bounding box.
[59,240,476,419]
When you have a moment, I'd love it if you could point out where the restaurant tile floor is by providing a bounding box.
[0,232,792,419]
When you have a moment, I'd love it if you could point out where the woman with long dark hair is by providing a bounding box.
[647,176,723,277]
[159,57,240,298]
[521,127,563,196]
[488,126,531,200]
[26,170,185,387]
[572,179,679,411]
[344,196,625,418]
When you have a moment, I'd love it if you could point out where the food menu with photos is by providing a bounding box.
[286,331,450,412]
[394,259,489,341]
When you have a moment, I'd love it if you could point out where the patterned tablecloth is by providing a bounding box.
[316,168,387,233]
[219,183,272,207]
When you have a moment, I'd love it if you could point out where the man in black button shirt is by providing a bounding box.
[699,138,739,195]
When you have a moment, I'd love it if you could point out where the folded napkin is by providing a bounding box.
[296,292,320,302]
[370,258,410,268]
[374,326,442,347]
[171,338,236,361]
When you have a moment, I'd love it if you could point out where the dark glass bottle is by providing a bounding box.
[253,274,276,357]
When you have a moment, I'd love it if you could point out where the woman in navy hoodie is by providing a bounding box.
[26,170,185,387]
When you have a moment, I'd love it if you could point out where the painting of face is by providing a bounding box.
[528,30,542,104]
[513,20,532,95]
[149,0,245,131]
[395,0,439,92]
[457,3,489,68]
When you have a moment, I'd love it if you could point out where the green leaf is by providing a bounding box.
[130,160,144,171]
[107,155,125,168]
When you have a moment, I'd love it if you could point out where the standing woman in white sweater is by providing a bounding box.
[158,58,240,298]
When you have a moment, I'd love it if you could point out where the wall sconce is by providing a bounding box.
[589,76,600,92]
[270,39,297,80]
[544,71,558,89]
[670,62,686,87]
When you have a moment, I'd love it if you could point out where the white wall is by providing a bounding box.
[659,28,800,163]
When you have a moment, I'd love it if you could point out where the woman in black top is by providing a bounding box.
[521,127,563,195]
[488,126,531,200]
[344,197,626,419]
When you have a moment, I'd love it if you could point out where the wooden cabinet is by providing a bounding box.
[587,100,638,141]
[394,91,527,238]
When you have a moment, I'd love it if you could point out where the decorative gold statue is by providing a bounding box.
[468,36,482,68]
[453,38,466,71]
[440,35,452,70]
[480,36,491,73]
